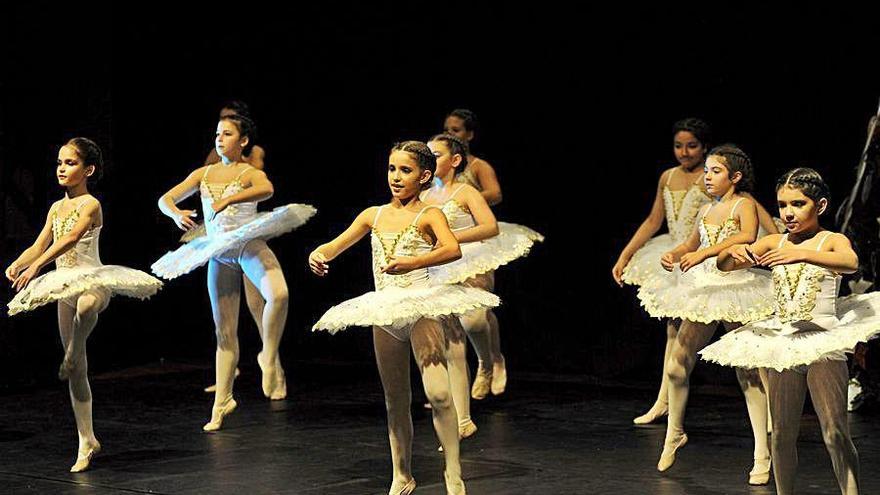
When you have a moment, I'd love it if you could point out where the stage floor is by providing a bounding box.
[1,361,878,494]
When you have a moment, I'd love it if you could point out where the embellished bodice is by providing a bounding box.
[371,206,436,290]
[427,185,475,232]
[771,233,840,324]
[662,168,711,242]
[454,162,481,191]
[52,201,101,269]
[664,185,712,242]
[199,164,257,236]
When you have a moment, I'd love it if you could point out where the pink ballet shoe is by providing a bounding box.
[471,367,492,400]
[657,432,688,472]
[70,441,101,473]
[490,358,507,396]
[203,397,238,432]
[633,402,669,425]
[445,471,466,495]
[749,456,771,485]
[388,478,416,495]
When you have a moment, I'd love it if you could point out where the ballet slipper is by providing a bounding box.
[657,431,688,472]
[388,478,416,495]
[444,471,466,495]
[490,358,507,396]
[471,367,492,400]
[70,441,101,473]
[203,397,238,432]
[633,401,669,425]
[749,456,772,485]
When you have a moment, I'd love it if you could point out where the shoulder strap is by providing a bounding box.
[729,198,746,219]
[371,205,386,228]
[449,184,467,201]
[778,233,788,249]
[233,165,253,183]
[412,205,437,226]
[666,167,677,186]
[202,164,215,182]
[816,231,834,251]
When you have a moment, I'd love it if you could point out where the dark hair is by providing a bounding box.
[219,113,258,154]
[673,117,712,148]
[708,143,754,193]
[429,133,469,175]
[221,100,251,118]
[446,108,479,134]
[391,140,436,190]
[776,167,832,206]
[65,137,103,183]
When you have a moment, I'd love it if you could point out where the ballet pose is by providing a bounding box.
[612,118,715,425]
[309,141,500,495]
[6,138,162,472]
[192,101,269,395]
[154,113,315,430]
[702,168,880,494]
[637,145,775,484]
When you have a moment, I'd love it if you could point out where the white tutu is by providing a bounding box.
[700,293,880,371]
[621,234,675,287]
[8,266,162,315]
[431,222,544,285]
[152,203,316,279]
[637,259,775,324]
[313,284,501,333]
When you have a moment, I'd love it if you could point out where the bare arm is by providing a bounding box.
[717,235,780,272]
[158,167,206,230]
[453,185,498,243]
[246,146,266,170]
[308,207,375,276]
[742,192,780,235]
[410,208,462,268]
[758,233,859,274]
[473,158,502,206]
[697,199,760,260]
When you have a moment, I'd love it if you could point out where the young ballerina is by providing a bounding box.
[612,118,715,425]
[194,102,270,395]
[613,119,781,425]
[421,133,542,437]
[309,141,500,495]
[6,138,163,472]
[442,108,502,205]
[636,144,776,484]
[154,113,315,430]
[701,168,880,494]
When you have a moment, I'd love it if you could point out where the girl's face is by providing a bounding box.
[56,145,93,188]
[388,150,431,200]
[427,140,461,178]
[443,116,473,143]
[673,131,706,170]
[704,155,739,197]
[777,185,826,234]
[215,120,248,159]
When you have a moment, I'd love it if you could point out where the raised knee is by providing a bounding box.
[76,295,101,318]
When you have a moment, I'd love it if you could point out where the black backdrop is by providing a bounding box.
[1,3,878,390]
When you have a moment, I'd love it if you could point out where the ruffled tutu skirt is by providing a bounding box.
[637,258,775,324]
[313,285,500,334]
[430,222,544,285]
[152,204,316,279]
[700,293,880,371]
[8,265,162,315]
[621,234,675,287]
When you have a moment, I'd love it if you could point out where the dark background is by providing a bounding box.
[1,3,878,390]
